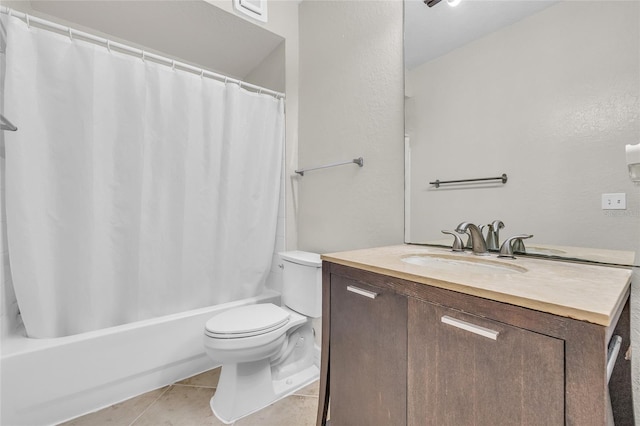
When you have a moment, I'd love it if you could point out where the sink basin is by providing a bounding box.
[401,253,527,274]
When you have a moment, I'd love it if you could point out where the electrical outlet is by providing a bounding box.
[602,193,626,210]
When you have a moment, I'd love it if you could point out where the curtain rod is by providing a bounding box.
[0,6,285,99]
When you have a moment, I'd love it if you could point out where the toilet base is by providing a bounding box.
[207,315,320,424]
[210,360,319,424]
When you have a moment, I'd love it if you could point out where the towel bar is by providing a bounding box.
[430,173,507,188]
[295,157,363,176]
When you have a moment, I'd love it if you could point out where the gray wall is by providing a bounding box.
[297,0,405,254]
[245,41,286,94]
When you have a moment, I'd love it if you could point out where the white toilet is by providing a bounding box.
[203,251,322,424]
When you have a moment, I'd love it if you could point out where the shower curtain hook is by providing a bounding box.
[200,69,205,78]
[141,50,146,62]
[224,77,228,84]
[25,14,30,29]
[68,28,73,41]
[106,40,111,53]
[171,60,176,71]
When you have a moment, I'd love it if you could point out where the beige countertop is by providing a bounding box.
[322,244,633,326]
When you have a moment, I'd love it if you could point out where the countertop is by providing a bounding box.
[322,244,633,326]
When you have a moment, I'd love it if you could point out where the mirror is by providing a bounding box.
[404,0,639,266]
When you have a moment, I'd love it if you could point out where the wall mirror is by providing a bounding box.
[404,0,640,266]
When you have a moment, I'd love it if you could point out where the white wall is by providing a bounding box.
[297,0,405,254]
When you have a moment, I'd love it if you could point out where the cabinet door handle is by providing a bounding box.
[347,285,378,299]
[607,335,622,384]
[441,315,499,340]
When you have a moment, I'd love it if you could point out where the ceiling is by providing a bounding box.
[27,0,284,80]
[405,0,558,69]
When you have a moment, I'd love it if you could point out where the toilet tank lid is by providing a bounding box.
[279,251,321,267]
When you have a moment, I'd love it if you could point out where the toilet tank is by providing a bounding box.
[279,251,322,318]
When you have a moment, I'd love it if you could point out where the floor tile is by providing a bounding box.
[293,379,319,397]
[131,385,225,426]
[59,368,320,426]
[59,387,169,426]
[176,367,221,388]
[235,395,318,426]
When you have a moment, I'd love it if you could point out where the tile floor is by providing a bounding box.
[60,368,319,426]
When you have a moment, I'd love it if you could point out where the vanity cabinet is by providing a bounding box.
[317,261,633,426]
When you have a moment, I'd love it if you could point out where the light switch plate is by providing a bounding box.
[602,193,626,210]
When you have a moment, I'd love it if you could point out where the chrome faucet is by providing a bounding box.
[455,222,489,255]
[485,220,505,251]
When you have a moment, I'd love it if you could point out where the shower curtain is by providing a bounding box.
[3,14,284,338]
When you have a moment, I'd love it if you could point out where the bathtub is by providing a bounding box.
[1,290,280,426]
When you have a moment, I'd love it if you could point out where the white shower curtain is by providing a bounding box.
[3,15,284,338]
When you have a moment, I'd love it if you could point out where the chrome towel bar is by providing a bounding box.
[430,173,507,188]
[295,157,363,176]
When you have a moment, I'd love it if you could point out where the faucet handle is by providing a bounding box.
[441,230,465,252]
[498,234,533,259]
[512,237,527,254]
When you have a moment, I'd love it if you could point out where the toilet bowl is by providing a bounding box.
[203,251,322,424]
[204,303,307,364]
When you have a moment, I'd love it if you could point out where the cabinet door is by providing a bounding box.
[330,275,407,426]
[408,298,564,426]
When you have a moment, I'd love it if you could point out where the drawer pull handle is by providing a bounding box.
[347,285,378,299]
[441,315,499,340]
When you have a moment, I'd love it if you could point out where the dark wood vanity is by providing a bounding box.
[315,246,633,426]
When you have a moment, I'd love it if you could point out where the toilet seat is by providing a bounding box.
[205,304,290,339]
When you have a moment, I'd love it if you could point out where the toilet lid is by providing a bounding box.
[205,304,290,338]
